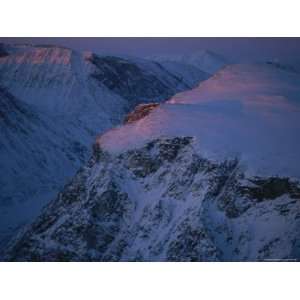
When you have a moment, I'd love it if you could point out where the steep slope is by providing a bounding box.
[145,60,210,89]
[5,63,300,261]
[150,50,228,74]
[86,54,201,107]
[0,86,89,249]
[0,43,208,250]
[0,44,128,131]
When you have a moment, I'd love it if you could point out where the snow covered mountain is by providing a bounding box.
[5,63,300,261]
[150,50,228,74]
[0,43,208,251]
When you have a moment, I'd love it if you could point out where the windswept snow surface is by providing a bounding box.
[99,64,300,179]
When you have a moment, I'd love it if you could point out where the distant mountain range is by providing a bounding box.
[149,49,228,74]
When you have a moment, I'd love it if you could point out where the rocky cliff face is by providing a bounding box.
[5,136,300,261]
[123,103,159,124]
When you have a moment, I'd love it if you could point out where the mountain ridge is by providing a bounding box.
[149,49,228,74]
[0,43,210,251]
[4,62,300,261]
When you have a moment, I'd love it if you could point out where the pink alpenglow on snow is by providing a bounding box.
[99,64,300,179]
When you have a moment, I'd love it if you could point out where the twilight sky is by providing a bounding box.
[1,37,300,63]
